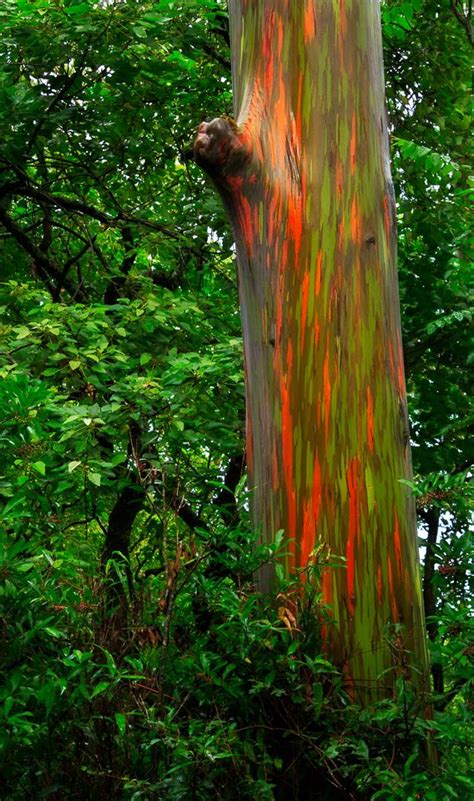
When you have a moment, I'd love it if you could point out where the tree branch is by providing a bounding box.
[27,40,92,152]
[15,183,181,240]
[212,453,245,526]
[0,206,86,302]
[451,0,474,46]
[103,225,137,305]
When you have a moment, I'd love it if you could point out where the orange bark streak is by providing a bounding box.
[304,2,317,42]
[287,193,303,266]
[314,315,320,348]
[350,111,357,175]
[253,204,259,243]
[271,75,287,168]
[367,386,374,452]
[315,249,322,296]
[277,15,283,52]
[394,509,402,575]
[301,499,314,567]
[387,556,398,622]
[397,335,406,395]
[239,193,254,255]
[350,195,361,243]
[340,0,347,37]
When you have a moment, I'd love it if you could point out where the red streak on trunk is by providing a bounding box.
[387,556,398,623]
[393,509,402,575]
[301,500,314,566]
[315,249,322,296]
[397,334,406,395]
[367,386,374,452]
[240,193,254,255]
[302,454,322,566]
[287,193,303,266]
[314,315,320,347]
[350,111,357,175]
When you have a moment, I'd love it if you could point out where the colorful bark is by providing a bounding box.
[195,1,429,701]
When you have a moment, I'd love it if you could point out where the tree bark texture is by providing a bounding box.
[195,0,429,701]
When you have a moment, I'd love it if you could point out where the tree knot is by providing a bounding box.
[193,117,250,183]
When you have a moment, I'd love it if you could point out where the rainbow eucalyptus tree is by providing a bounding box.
[194,1,429,701]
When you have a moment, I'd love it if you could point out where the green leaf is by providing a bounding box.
[87,472,101,487]
[44,626,64,639]
[68,460,82,473]
[115,712,126,734]
[92,681,112,698]
[32,461,46,476]
[15,326,31,340]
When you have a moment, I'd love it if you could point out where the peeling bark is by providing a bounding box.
[195,0,429,702]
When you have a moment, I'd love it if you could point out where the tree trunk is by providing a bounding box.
[422,508,443,694]
[195,0,429,701]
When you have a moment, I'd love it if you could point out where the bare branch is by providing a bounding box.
[15,183,182,240]
[0,206,86,302]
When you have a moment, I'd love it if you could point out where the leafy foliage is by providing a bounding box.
[0,0,472,799]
